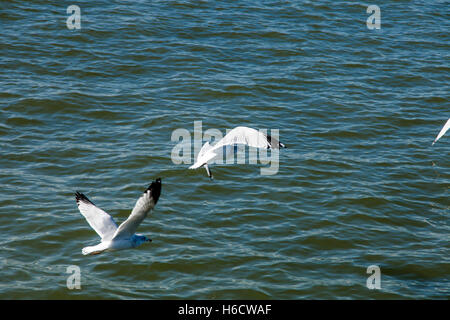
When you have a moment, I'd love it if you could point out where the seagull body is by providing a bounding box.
[433,118,450,145]
[75,178,161,255]
[189,126,286,178]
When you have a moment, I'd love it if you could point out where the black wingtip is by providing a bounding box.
[75,191,93,205]
[267,135,286,149]
[146,178,162,205]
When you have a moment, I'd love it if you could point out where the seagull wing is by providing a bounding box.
[112,178,162,240]
[189,141,218,169]
[75,192,118,241]
[433,118,450,145]
[212,127,268,150]
[211,126,286,151]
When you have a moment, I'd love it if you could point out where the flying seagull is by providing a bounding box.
[432,118,450,145]
[189,126,286,179]
[75,178,161,255]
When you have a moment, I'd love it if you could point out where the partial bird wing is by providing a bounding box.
[433,118,450,145]
[211,126,286,152]
[189,141,218,169]
[112,178,162,240]
[75,192,118,241]
[212,127,269,150]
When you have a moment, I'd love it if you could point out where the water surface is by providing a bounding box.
[0,0,449,299]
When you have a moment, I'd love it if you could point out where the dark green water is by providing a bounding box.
[0,1,449,299]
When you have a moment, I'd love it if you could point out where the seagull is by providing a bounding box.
[189,126,286,179]
[432,118,450,145]
[75,178,161,255]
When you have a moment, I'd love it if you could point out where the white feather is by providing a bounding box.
[433,118,450,145]
[112,188,157,240]
[75,193,118,241]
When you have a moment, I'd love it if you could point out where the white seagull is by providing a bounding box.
[75,178,161,255]
[189,126,286,179]
[432,118,450,145]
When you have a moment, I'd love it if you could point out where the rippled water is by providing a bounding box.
[0,1,449,299]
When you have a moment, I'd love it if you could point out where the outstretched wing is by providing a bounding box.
[433,118,450,145]
[112,178,162,240]
[211,126,286,151]
[75,192,118,241]
[213,127,268,150]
